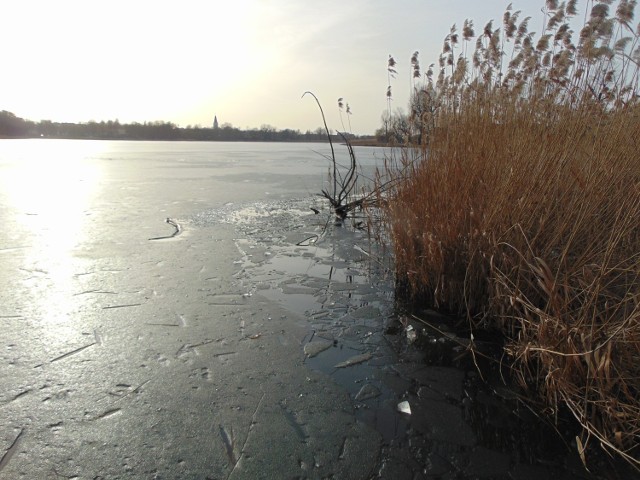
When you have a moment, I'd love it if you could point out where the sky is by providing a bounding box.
[2,0,547,135]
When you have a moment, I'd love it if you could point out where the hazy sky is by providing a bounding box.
[2,0,545,135]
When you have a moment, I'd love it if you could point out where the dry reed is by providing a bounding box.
[377,0,640,468]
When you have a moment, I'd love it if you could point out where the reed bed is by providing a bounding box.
[377,0,640,468]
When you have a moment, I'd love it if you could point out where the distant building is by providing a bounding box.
[213,116,219,129]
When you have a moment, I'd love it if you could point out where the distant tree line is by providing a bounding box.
[0,111,369,143]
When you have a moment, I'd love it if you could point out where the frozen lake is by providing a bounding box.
[0,139,598,479]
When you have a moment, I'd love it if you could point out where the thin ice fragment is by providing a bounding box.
[397,400,411,414]
[406,325,417,344]
[304,341,332,358]
[334,352,372,368]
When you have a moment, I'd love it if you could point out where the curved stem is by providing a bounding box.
[303,91,337,200]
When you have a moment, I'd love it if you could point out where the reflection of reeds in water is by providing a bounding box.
[376,0,640,469]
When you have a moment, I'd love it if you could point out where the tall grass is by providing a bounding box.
[378,0,640,468]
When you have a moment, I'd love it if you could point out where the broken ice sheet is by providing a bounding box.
[397,400,411,415]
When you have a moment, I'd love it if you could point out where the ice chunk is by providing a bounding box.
[397,400,411,415]
[304,340,332,358]
[334,352,372,368]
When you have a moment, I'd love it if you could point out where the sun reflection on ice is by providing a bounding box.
[6,141,101,249]
[0,139,104,338]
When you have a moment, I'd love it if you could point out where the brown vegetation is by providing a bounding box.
[376,0,640,469]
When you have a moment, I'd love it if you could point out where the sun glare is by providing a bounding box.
[0,140,103,337]
[1,140,102,243]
